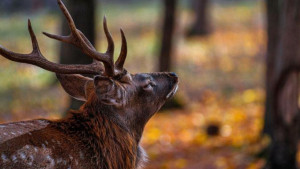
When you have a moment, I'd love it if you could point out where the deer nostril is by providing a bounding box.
[169,72,177,77]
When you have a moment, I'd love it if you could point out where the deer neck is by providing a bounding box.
[57,97,138,168]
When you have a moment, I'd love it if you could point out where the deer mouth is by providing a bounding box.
[166,84,178,99]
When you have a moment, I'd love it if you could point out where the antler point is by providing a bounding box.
[27,20,33,30]
[103,16,108,26]
[120,28,125,35]
[42,32,49,37]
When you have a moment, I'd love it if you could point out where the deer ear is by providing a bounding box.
[94,76,122,107]
[56,74,94,102]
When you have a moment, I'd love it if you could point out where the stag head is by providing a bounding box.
[0,0,178,143]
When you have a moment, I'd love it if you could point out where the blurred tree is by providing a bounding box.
[32,0,42,11]
[158,0,177,72]
[59,0,96,111]
[0,0,56,14]
[187,0,212,36]
[263,0,280,138]
[158,0,184,110]
[264,0,300,168]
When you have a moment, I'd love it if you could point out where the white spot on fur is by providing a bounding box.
[69,155,73,160]
[28,155,34,166]
[28,132,32,135]
[46,155,55,166]
[45,141,48,145]
[19,152,26,159]
[3,132,7,136]
[29,155,34,159]
[1,153,8,162]
[11,132,16,136]
[0,125,5,128]
[42,144,46,149]
[34,147,38,152]
[11,155,17,162]
[37,120,47,125]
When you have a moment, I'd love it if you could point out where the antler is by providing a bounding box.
[115,29,127,71]
[44,0,128,77]
[0,0,128,77]
[0,19,103,75]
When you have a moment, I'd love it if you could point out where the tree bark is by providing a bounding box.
[59,0,96,110]
[188,0,211,36]
[264,0,300,168]
[158,0,177,72]
[263,0,280,138]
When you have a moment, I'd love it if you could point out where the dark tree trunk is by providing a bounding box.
[158,0,184,110]
[59,0,96,110]
[263,0,281,138]
[158,0,177,72]
[188,0,211,36]
[264,0,300,168]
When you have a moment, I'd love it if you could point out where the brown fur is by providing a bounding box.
[0,93,138,169]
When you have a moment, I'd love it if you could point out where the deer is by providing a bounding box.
[0,0,178,169]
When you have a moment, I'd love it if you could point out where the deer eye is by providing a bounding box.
[143,84,152,90]
[143,81,156,91]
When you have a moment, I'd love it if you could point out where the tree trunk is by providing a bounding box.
[264,0,300,168]
[158,0,177,72]
[188,0,211,36]
[263,0,281,138]
[268,74,299,169]
[158,0,183,110]
[59,0,96,110]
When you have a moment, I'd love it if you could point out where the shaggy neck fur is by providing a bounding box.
[54,94,142,169]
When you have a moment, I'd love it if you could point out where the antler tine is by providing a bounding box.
[44,26,100,65]
[98,16,115,76]
[43,0,94,50]
[28,20,40,52]
[44,0,115,77]
[0,19,102,75]
[115,29,127,71]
